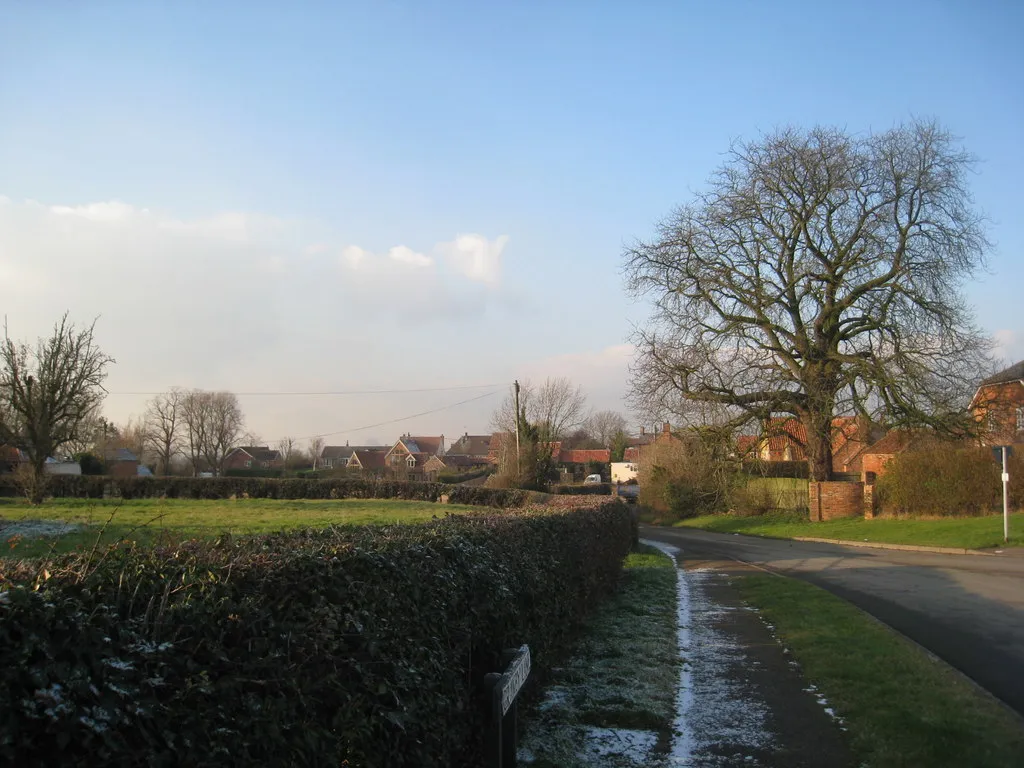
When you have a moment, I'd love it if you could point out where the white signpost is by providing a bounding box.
[993,446,1013,543]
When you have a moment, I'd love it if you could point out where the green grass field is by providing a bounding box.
[736,573,1024,767]
[0,497,479,558]
[672,511,1024,549]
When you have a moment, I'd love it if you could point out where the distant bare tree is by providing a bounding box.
[276,437,296,468]
[180,390,244,475]
[490,377,588,441]
[145,388,183,475]
[0,314,114,502]
[626,120,993,481]
[309,436,325,470]
[585,410,629,446]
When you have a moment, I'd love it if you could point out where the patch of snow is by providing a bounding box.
[579,727,659,761]
[1,520,81,539]
[103,659,134,671]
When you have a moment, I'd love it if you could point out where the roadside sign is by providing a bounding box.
[992,446,1014,461]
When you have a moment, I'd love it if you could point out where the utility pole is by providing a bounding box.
[513,380,521,476]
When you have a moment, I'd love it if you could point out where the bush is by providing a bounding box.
[435,467,492,485]
[224,468,285,478]
[553,483,611,496]
[877,442,1024,516]
[638,438,737,521]
[0,498,634,767]
[0,475,529,508]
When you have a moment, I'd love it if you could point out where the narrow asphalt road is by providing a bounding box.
[639,525,1024,717]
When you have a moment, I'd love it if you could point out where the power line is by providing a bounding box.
[106,384,503,396]
[294,389,501,441]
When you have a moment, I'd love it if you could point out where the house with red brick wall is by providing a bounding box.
[743,416,880,473]
[969,361,1024,446]
[346,448,388,475]
[222,446,284,472]
[320,444,389,470]
[858,429,924,479]
[102,447,142,478]
[447,434,492,460]
[384,435,446,478]
[624,423,678,462]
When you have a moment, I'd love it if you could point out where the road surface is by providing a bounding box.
[640,525,1024,717]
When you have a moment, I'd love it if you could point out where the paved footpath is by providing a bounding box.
[642,525,1024,717]
[645,540,853,767]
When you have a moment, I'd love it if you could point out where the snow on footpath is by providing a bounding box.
[645,540,774,766]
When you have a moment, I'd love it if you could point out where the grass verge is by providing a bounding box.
[518,546,678,767]
[0,497,478,558]
[735,573,1024,767]
[672,511,1024,549]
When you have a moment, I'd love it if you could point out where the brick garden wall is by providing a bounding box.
[808,480,863,521]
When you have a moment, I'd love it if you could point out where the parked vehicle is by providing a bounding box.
[583,473,603,485]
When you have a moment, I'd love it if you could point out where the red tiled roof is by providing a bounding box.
[862,429,920,456]
[352,449,388,470]
[559,449,611,464]
[735,435,758,456]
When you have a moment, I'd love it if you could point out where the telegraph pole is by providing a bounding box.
[513,380,521,475]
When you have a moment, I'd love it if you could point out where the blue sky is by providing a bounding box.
[1,1,1021,444]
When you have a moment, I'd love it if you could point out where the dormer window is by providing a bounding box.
[407,455,416,468]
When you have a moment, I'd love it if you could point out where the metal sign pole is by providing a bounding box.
[1002,446,1010,544]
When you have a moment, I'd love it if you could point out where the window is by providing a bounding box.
[340,458,348,466]
[245,460,252,468]
[323,459,332,468]
[407,455,416,468]
[1017,407,1024,432]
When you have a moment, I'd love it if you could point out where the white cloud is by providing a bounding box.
[388,245,433,268]
[437,233,508,284]
[0,195,520,443]
[50,200,140,222]
[994,329,1024,364]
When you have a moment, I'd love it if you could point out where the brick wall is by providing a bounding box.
[808,480,863,521]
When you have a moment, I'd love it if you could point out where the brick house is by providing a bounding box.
[859,429,923,479]
[222,446,284,472]
[346,448,389,475]
[103,447,142,478]
[744,416,880,473]
[446,434,492,460]
[624,424,675,463]
[384,435,446,479]
[320,444,389,470]
[969,361,1024,446]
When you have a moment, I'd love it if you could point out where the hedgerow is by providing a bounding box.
[877,443,1023,516]
[0,475,528,508]
[0,497,634,767]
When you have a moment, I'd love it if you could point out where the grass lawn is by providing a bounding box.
[673,511,1024,549]
[736,573,1024,767]
[519,545,679,767]
[0,497,479,558]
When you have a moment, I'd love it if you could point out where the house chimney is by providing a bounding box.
[640,426,645,436]
[662,422,671,435]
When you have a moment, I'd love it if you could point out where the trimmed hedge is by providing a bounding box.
[0,498,634,766]
[553,483,612,496]
[0,475,528,508]
[877,443,1023,516]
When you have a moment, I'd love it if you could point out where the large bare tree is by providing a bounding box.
[490,377,588,441]
[180,390,244,475]
[0,314,115,502]
[625,120,993,481]
[145,388,183,475]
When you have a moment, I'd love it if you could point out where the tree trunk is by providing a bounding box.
[28,456,48,504]
[802,413,834,482]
